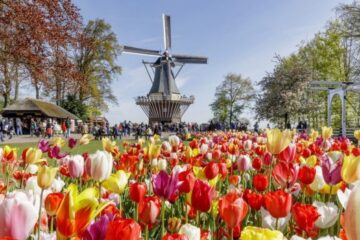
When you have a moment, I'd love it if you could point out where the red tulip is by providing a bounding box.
[178,169,196,193]
[219,192,248,228]
[272,162,298,188]
[252,157,262,171]
[252,174,268,192]
[292,203,320,238]
[218,163,228,179]
[105,219,141,240]
[162,233,189,240]
[264,190,292,218]
[44,192,64,216]
[243,189,263,211]
[138,196,161,226]
[263,152,272,166]
[191,180,212,213]
[298,165,316,185]
[278,143,296,162]
[129,182,147,203]
[204,161,219,180]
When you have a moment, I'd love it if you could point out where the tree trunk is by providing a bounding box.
[14,66,19,101]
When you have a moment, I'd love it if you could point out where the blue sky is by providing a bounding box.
[73,0,350,125]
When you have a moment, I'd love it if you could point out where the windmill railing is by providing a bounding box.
[135,95,195,104]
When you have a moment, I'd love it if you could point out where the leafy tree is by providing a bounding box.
[256,55,315,127]
[74,19,122,112]
[0,0,81,106]
[210,73,254,125]
[60,95,88,120]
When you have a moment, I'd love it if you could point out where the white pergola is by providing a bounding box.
[309,81,360,136]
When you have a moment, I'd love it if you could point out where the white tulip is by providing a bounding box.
[51,177,65,192]
[87,150,113,182]
[317,236,341,240]
[200,144,208,154]
[26,164,38,174]
[162,141,172,152]
[261,207,290,231]
[179,223,201,240]
[337,188,352,210]
[309,166,325,191]
[313,201,338,229]
[157,158,167,171]
[169,135,180,147]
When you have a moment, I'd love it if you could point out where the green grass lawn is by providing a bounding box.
[0,139,127,155]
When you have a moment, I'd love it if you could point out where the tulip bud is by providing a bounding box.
[158,158,168,171]
[168,217,182,233]
[263,152,272,166]
[68,155,84,178]
[244,139,252,152]
[344,185,360,240]
[37,166,58,189]
[45,192,64,216]
[237,155,251,172]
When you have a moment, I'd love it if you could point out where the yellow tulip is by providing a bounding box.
[211,200,219,218]
[79,134,93,145]
[102,138,116,153]
[240,226,284,240]
[354,130,360,140]
[266,128,292,154]
[341,154,360,184]
[24,148,43,164]
[193,166,206,180]
[51,137,65,147]
[310,129,319,141]
[322,126,333,140]
[320,182,342,195]
[102,170,130,194]
[37,166,58,189]
[3,145,17,161]
[56,184,110,238]
[148,144,161,160]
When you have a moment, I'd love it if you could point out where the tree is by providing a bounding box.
[256,55,316,127]
[61,95,88,120]
[0,0,81,106]
[74,19,121,112]
[210,73,254,126]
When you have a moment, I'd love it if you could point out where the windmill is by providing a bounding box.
[121,14,207,125]
[309,80,360,136]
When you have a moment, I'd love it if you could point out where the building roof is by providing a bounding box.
[1,98,79,119]
[149,57,180,95]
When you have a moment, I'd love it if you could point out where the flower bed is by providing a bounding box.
[0,128,359,240]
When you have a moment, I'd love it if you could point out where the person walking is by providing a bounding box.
[0,119,4,142]
[65,117,71,138]
[15,118,23,135]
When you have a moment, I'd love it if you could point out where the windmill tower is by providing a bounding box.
[122,14,207,125]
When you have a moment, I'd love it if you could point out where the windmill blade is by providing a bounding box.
[163,14,171,50]
[172,54,208,64]
[122,45,161,57]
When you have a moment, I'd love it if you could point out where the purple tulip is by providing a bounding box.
[321,154,342,185]
[68,137,77,149]
[48,145,68,159]
[152,170,179,201]
[83,213,114,240]
[38,139,50,153]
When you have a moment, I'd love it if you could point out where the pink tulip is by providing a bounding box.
[244,140,252,152]
[68,155,85,178]
[0,191,37,240]
[263,152,272,166]
[237,155,251,172]
[344,185,360,240]
[278,143,296,162]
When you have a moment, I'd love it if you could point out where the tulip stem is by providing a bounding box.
[275,217,279,230]
[98,182,102,203]
[161,199,165,237]
[196,210,200,226]
[229,227,233,240]
[37,189,44,240]
[145,224,149,240]
[50,216,54,233]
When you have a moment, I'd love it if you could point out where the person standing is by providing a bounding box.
[15,118,23,135]
[65,117,71,138]
[0,119,4,142]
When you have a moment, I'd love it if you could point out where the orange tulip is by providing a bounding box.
[45,192,64,216]
[219,192,248,228]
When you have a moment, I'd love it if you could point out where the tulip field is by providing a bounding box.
[1,128,360,240]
